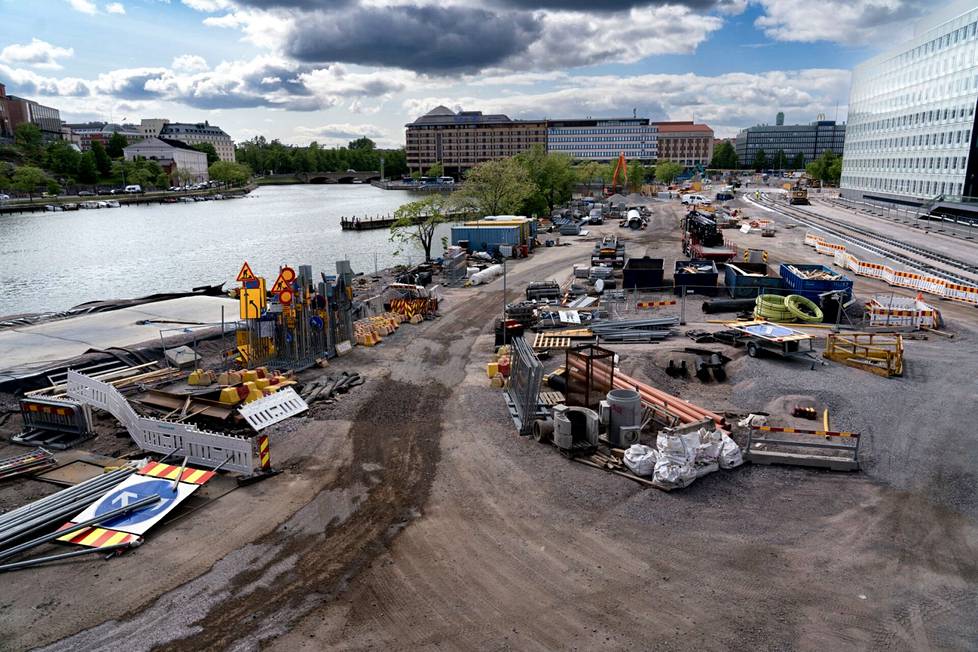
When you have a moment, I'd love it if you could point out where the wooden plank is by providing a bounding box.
[532,333,572,350]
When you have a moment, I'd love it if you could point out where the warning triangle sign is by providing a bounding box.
[237,261,257,283]
[271,274,290,294]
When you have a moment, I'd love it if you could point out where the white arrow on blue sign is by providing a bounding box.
[70,474,199,536]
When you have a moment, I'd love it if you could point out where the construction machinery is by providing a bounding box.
[604,152,627,197]
[789,177,811,205]
[681,209,737,262]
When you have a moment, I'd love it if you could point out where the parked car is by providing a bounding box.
[681,194,711,205]
[124,184,142,193]
[78,190,95,196]
[0,193,9,201]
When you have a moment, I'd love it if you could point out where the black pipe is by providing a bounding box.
[702,298,757,314]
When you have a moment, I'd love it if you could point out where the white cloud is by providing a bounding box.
[172,54,209,72]
[405,68,851,138]
[294,123,387,139]
[105,2,126,14]
[753,0,927,45]
[0,39,75,70]
[66,0,98,14]
[181,0,232,10]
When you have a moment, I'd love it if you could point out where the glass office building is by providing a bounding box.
[841,4,978,204]
[547,118,657,162]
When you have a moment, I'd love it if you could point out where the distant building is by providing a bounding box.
[546,118,657,162]
[842,3,978,206]
[405,106,547,177]
[123,137,209,183]
[63,122,144,151]
[652,121,715,166]
[776,112,785,126]
[159,121,235,162]
[0,83,62,141]
[735,119,845,167]
[140,118,169,139]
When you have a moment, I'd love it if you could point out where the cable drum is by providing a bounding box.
[785,295,824,322]
[754,294,795,322]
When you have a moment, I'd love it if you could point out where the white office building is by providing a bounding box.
[841,3,978,205]
[546,118,657,162]
[123,137,209,183]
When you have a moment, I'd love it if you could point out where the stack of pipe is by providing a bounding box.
[565,355,724,428]
[0,466,135,549]
[590,317,678,343]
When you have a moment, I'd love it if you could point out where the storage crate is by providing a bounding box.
[724,262,782,298]
[622,257,664,290]
[674,260,719,296]
[779,263,853,302]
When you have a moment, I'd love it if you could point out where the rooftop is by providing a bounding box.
[407,106,543,127]
[652,121,714,133]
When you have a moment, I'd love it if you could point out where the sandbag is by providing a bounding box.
[623,444,658,477]
[654,430,698,488]
[653,457,697,488]
[719,433,744,469]
[695,427,722,464]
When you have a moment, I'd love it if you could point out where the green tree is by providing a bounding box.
[516,145,575,215]
[626,160,645,192]
[654,161,684,184]
[106,132,129,159]
[12,165,46,201]
[14,123,44,163]
[458,157,535,217]
[709,141,738,170]
[209,160,252,187]
[78,151,98,185]
[192,142,219,166]
[752,148,768,172]
[390,194,449,262]
[348,137,375,151]
[806,150,842,186]
[577,161,601,193]
[45,140,81,177]
[45,178,61,195]
[91,140,111,178]
[424,162,444,178]
[789,152,806,170]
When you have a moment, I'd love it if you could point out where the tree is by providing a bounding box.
[709,141,738,170]
[390,194,449,262]
[772,149,787,170]
[192,142,219,166]
[806,150,842,186]
[458,157,535,217]
[752,148,768,172]
[654,161,684,184]
[12,165,46,201]
[107,132,129,159]
[46,178,61,195]
[45,140,81,177]
[626,160,645,192]
[14,123,44,163]
[789,152,806,170]
[516,145,575,215]
[577,161,601,193]
[209,160,252,187]
[348,137,375,151]
[424,162,444,178]
[78,152,98,185]
[91,140,111,178]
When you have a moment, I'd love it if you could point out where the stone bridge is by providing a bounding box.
[305,171,382,184]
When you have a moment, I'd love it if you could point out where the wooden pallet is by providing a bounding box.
[538,391,565,406]
[532,333,572,350]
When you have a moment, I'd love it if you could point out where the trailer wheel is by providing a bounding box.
[747,342,759,358]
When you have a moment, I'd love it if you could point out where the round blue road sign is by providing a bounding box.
[96,479,178,528]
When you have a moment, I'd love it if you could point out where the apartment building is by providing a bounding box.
[159,121,236,162]
[546,118,657,162]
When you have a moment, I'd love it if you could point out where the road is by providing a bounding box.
[5,201,978,650]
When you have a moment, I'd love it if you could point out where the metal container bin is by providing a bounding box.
[451,225,523,253]
[674,260,719,296]
[724,262,782,298]
[622,257,664,290]
[779,263,853,302]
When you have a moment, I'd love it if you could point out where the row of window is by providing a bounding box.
[883,20,977,69]
[847,103,974,136]
[549,144,655,152]
[847,127,972,153]
[845,154,969,171]
[843,175,964,198]
[548,136,653,143]
[548,128,656,135]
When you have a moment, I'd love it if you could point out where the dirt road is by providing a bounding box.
[10,204,978,650]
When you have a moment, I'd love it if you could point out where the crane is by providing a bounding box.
[605,152,627,197]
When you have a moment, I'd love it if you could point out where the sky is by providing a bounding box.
[0,0,956,146]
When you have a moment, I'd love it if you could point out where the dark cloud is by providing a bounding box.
[232,0,354,7]
[499,0,724,9]
[286,5,541,73]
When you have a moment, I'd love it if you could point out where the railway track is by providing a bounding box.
[754,196,978,286]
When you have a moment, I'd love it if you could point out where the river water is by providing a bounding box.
[0,185,448,315]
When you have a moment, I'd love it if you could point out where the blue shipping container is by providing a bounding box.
[452,225,524,252]
[724,262,782,298]
[779,263,853,302]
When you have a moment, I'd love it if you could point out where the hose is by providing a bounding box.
[785,294,824,323]
[754,294,796,322]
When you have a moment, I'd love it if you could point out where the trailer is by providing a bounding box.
[682,209,736,262]
[724,320,818,367]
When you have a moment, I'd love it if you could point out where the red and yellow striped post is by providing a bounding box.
[258,434,271,471]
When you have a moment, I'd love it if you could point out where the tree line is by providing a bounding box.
[234,136,408,178]
[708,140,842,184]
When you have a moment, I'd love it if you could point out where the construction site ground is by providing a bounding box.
[2,196,978,650]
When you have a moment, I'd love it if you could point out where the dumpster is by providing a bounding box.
[622,257,664,290]
[674,260,719,296]
[724,262,782,298]
[779,263,853,302]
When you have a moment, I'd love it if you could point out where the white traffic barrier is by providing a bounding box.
[238,387,308,431]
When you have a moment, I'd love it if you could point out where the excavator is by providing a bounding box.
[604,152,627,197]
